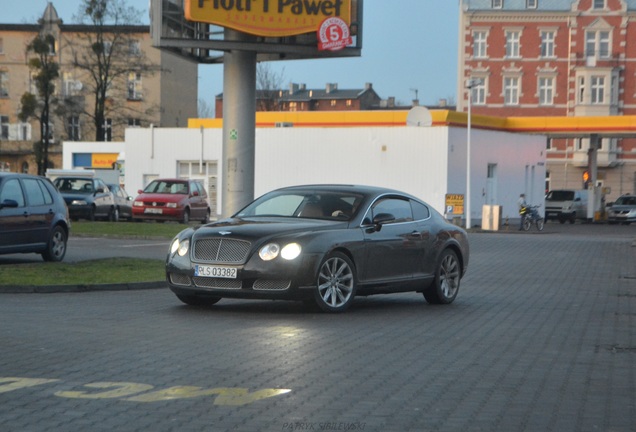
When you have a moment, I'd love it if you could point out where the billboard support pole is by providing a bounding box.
[221,29,257,217]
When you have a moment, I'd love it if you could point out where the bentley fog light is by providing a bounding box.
[281,243,302,260]
[259,243,280,261]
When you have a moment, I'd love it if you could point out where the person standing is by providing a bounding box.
[517,193,527,230]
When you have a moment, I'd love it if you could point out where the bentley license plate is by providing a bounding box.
[194,265,237,279]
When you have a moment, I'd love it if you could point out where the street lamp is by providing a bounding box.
[465,78,481,229]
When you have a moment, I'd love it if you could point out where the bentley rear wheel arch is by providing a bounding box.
[423,248,461,305]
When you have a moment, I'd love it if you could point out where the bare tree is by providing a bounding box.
[198,98,214,118]
[19,35,59,175]
[65,0,159,141]
[256,63,286,111]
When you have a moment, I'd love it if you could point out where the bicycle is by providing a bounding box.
[520,205,544,231]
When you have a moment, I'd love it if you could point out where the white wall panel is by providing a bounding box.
[104,124,546,221]
[254,127,451,213]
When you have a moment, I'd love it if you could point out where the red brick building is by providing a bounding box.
[458,0,636,198]
[214,82,382,118]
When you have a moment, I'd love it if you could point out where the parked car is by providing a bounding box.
[53,177,117,221]
[166,184,470,313]
[544,189,589,223]
[107,184,133,221]
[0,172,70,262]
[607,194,636,225]
[132,178,210,224]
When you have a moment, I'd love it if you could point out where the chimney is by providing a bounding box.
[438,98,448,107]
[412,99,420,106]
[326,83,338,94]
[299,83,306,91]
[289,83,299,95]
[365,82,373,90]
[388,97,395,108]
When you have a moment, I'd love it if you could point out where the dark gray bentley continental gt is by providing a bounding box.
[166,185,470,313]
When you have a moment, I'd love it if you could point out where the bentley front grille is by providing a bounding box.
[193,238,251,264]
[253,279,291,291]
[193,277,243,290]
[169,273,191,287]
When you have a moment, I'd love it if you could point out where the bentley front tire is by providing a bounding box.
[314,252,357,313]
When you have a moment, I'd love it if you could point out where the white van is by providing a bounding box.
[544,189,589,223]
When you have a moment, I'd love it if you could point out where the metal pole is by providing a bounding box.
[466,81,472,229]
[221,29,257,218]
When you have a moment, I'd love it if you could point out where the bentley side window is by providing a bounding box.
[371,197,413,224]
[411,200,431,221]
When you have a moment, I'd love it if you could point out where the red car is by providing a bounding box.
[132,178,211,224]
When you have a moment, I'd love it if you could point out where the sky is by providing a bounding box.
[4,0,461,112]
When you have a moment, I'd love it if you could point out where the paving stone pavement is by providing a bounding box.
[0,223,634,432]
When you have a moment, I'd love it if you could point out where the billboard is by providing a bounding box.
[184,0,352,37]
[150,0,362,63]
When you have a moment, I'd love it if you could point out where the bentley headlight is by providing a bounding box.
[281,243,302,260]
[170,238,189,256]
[259,243,280,261]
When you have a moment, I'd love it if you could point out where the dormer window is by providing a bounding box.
[527,0,537,8]
[47,36,56,55]
[493,0,503,8]
[593,0,605,9]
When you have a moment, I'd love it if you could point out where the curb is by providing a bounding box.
[0,281,167,294]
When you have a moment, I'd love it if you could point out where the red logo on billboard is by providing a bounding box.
[318,17,353,51]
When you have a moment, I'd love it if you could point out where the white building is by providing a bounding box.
[61,111,547,226]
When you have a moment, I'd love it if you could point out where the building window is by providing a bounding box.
[586,30,610,58]
[45,35,57,56]
[527,0,537,8]
[473,30,488,58]
[128,118,141,127]
[63,72,82,97]
[492,0,503,8]
[67,116,81,141]
[576,138,585,151]
[127,72,142,100]
[128,41,141,56]
[346,100,352,107]
[44,123,55,143]
[0,115,8,139]
[0,71,8,97]
[540,31,555,58]
[593,0,605,9]
[330,100,337,107]
[19,122,31,140]
[103,118,112,142]
[578,77,585,103]
[591,76,605,104]
[538,77,554,105]
[505,31,521,58]
[471,78,487,105]
[504,76,520,105]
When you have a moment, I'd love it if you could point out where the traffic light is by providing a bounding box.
[583,170,591,188]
